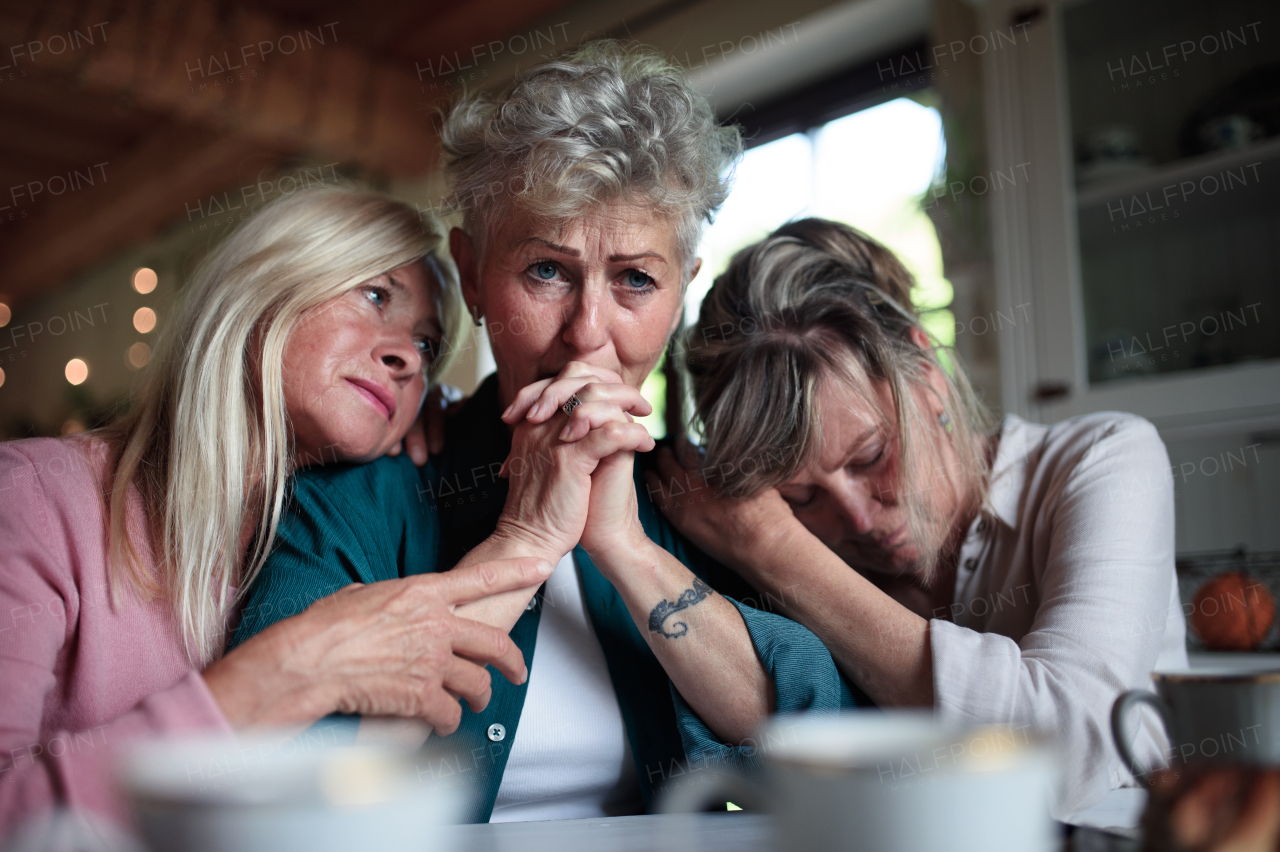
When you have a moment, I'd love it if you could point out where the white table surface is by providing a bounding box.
[449,813,773,852]
[445,813,1126,852]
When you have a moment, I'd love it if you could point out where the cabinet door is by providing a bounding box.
[980,0,1280,435]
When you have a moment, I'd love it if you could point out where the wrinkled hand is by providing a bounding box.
[205,557,553,735]
[388,383,465,466]
[645,442,804,573]
[501,361,652,443]
[494,362,654,561]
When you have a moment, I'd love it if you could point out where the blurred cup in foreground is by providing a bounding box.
[118,734,464,852]
[661,711,1058,852]
[1112,669,1280,784]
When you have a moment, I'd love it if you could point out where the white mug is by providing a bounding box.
[118,733,464,852]
[1112,669,1280,783]
[660,711,1058,852]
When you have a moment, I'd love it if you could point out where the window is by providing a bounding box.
[640,94,953,438]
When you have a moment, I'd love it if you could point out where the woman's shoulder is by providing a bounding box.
[0,435,115,595]
[1001,411,1169,501]
[287,453,436,534]
[292,453,427,500]
[0,434,107,508]
[0,432,105,468]
[1034,411,1164,466]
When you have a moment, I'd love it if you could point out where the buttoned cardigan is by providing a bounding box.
[230,375,863,822]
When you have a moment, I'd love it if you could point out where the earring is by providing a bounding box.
[938,411,952,432]
[468,304,482,327]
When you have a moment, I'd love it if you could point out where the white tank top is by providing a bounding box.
[489,551,642,822]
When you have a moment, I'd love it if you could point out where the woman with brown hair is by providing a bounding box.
[643,218,1188,822]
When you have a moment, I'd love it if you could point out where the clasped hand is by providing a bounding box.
[495,361,656,564]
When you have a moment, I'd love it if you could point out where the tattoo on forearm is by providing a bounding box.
[648,578,714,639]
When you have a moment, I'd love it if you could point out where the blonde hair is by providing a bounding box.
[439,39,741,275]
[102,185,462,665]
[682,219,992,580]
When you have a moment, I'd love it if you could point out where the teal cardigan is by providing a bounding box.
[230,375,866,822]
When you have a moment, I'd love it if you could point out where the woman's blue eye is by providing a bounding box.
[364,287,387,308]
[625,270,653,288]
[533,262,558,280]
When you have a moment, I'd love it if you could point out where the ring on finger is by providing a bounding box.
[562,394,583,417]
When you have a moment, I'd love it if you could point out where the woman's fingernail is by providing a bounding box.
[559,424,573,441]
[501,404,514,419]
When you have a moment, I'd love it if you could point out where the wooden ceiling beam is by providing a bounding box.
[0,0,444,176]
[0,0,464,307]
[0,119,120,165]
[389,0,576,71]
[0,125,287,308]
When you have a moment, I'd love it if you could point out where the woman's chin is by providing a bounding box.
[301,427,388,466]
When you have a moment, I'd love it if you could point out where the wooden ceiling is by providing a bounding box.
[0,0,587,311]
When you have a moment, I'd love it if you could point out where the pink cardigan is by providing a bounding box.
[0,437,232,836]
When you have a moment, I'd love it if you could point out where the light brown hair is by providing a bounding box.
[681,218,992,577]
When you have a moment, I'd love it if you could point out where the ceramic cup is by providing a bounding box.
[1111,669,1280,784]
[118,734,464,852]
[660,711,1058,852]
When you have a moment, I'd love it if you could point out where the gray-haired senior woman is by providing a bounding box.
[648,218,1188,822]
[233,43,862,824]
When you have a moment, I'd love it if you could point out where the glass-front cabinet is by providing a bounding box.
[975,0,1280,553]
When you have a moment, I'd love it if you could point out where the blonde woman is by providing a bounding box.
[0,187,550,837]
[646,219,1187,823]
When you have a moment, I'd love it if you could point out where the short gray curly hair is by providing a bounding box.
[439,40,741,277]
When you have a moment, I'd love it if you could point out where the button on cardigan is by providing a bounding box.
[230,375,864,823]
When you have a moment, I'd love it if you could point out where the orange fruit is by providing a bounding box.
[1190,571,1276,651]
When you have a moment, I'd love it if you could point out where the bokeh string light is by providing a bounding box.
[126,342,151,370]
[132,268,157,294]
[64,358,88,385]
[133,307,156,333]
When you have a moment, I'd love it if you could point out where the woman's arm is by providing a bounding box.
[213,461,552,734]
[650,462,933,706]
[647,447,933,707]
[1,670,233,830]
[462,450,777,745]
[567,405,775,741]
[0,443,233,831]
[588,522,775,744]
[738,526,934,708]
[491,366,776,742]
[498,366,806,744]
[204,558,549,732]
[0,543,230,830]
